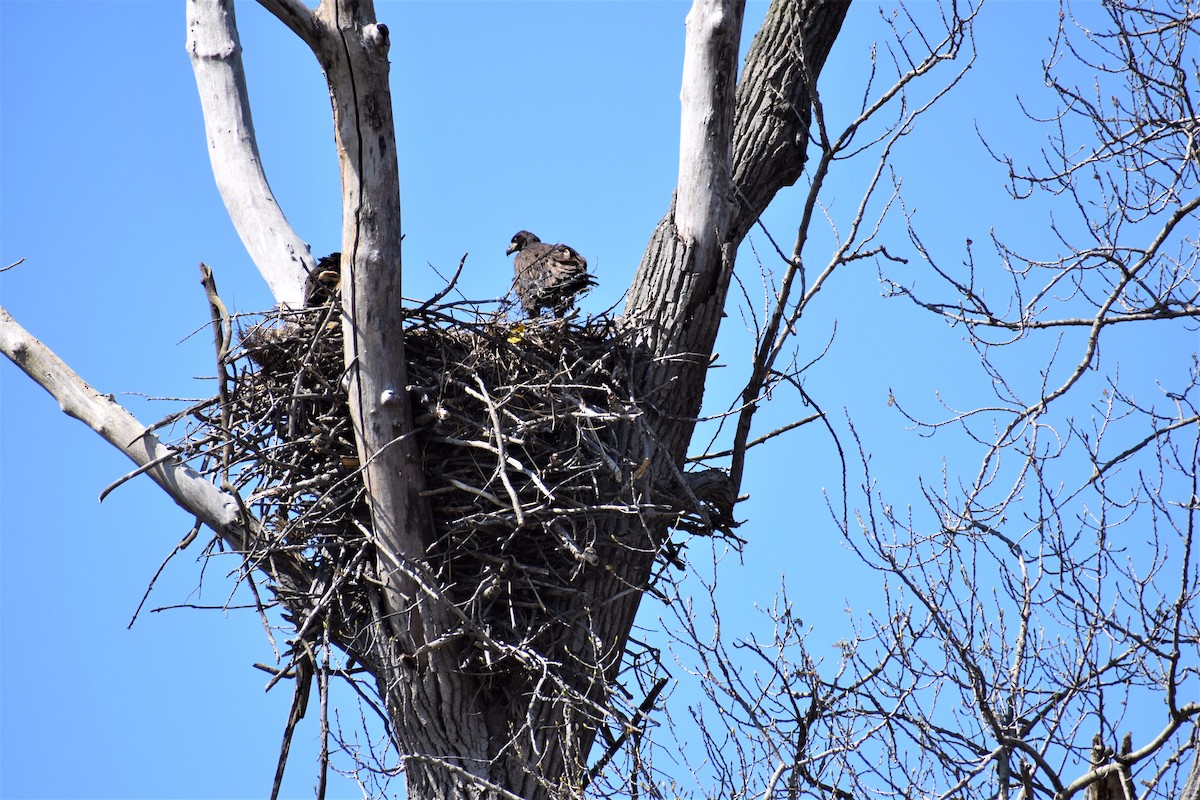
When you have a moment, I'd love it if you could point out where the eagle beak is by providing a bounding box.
[506,242,519,256]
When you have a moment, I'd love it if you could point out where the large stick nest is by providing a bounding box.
[177,288,736,663]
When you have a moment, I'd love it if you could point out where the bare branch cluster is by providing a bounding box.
[650,2,1200,799]
[888,0,1199,342]
[650,372,1199,799]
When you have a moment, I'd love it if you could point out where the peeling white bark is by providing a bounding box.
[187,0,312,308]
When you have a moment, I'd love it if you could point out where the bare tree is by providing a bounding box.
[649,1,1200,798]
[1,1,1195,800]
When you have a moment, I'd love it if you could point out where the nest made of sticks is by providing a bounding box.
[177,287,729,656]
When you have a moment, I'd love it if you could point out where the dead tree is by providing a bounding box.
[0,0,860,797]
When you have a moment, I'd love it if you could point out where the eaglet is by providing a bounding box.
[506,230,596,318]
[304,252,343,307]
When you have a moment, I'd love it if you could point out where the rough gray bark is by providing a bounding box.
[730,0,850,242]
[1183,737,1200,800]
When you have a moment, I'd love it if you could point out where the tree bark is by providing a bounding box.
[1181,732,1200,800]
[268,4,480,796]
[730,0,850,243]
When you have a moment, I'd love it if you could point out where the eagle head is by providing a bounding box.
[507,230,540,256]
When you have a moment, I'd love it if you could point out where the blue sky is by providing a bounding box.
[2,1,1195,798]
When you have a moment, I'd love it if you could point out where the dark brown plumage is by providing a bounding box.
[506,230,596,318]
[304,252,342,307]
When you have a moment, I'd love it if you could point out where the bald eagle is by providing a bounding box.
[506,231,596,318]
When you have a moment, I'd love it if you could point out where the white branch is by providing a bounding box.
[676,0,746,246]
[0,304,251,544]
[282,0,439,647]
[187,0,312,308]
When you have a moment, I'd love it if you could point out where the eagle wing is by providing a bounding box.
[513,239,595,317]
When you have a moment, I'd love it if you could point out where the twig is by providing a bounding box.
[127,519,203,629]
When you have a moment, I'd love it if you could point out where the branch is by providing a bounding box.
[676,0,747,249]
[187,0,313,308]
[256,0,321,50]
[0,304,252,549]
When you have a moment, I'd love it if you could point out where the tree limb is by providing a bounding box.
[256,0,321,51]
[731,0,851,243]
[187,0,313,308]
[0,305,253,550]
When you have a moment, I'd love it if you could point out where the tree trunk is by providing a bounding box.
[370,0,852,795]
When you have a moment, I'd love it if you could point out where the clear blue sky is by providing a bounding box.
[2,1,1193,798]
